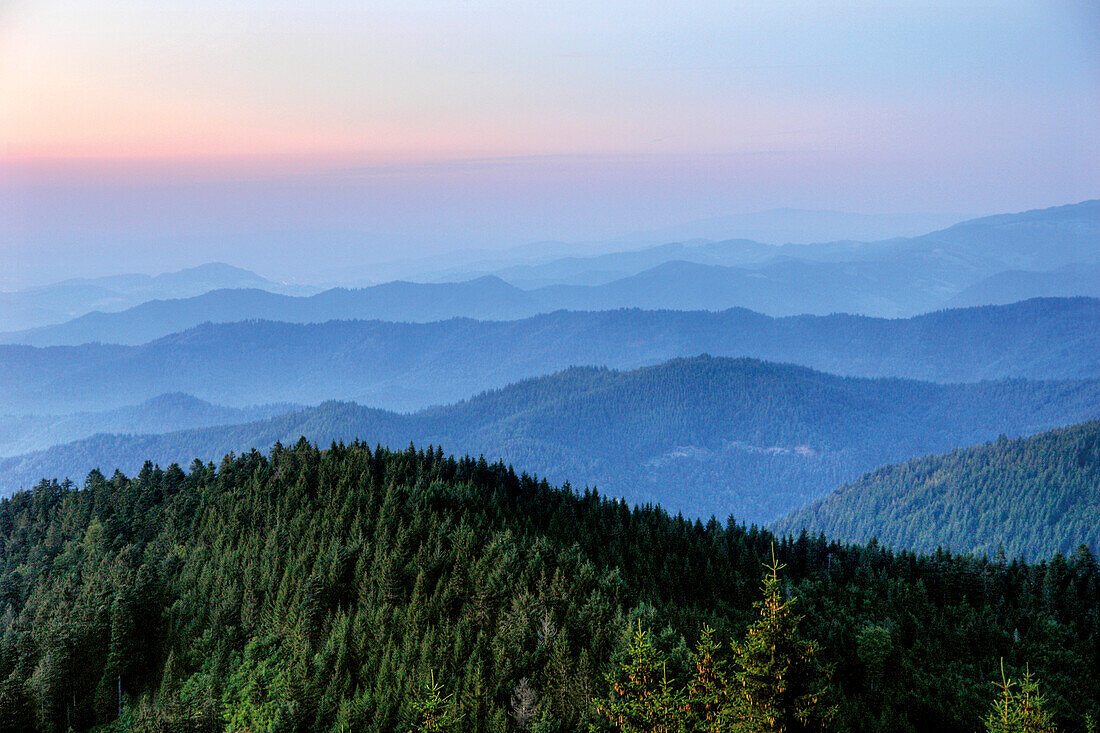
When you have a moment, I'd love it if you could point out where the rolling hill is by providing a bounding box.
[4,441,1096,731]
[946,263,1100,308]
[1,298,1099,416]
[6,356,1100,524]
[774,421,1100,558]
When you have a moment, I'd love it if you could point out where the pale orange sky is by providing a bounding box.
[2,1,1098,287]
[3,1,1097,164]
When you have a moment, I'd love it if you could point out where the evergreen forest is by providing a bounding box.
[7,355,1100,525]
[0,441,1096,732]
[777,421,1100,558]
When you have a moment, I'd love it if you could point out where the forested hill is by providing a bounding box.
[2,442,1097,732]
[6,356,1100,524]
[3,297,1100,415]
[775,421,1100,559]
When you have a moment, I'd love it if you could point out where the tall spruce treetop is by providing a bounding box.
[686,625,734,732]
[731,546,832,733]
[593,623,683,733]
[984,660,1057,733]
[410,672,460,733]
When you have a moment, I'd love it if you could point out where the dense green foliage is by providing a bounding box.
[6,356,1100,523]
[776,421,1100,558]
[726,553,832,732]
[983,662,1057,733]
[4,297,1100,416]
[589,554,835,733]
[0,441,1097,731]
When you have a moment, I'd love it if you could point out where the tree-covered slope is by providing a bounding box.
[6,356,1100,524]
[2,297,1100,415]
[1,442,1097,732]
[775,421,1100,558]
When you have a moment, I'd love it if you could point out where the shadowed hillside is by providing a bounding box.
[7,356,1100,523]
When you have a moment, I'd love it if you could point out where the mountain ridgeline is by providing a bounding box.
[0,263,311,333]
[6,356,1100,524]
[776,421,1100,558]
[3,200,1099,346]
[2,199,1100,733]
[946,263,1100,308]
[3,297,1100,416]
[0,393,299,458]
[1,442,1097,732]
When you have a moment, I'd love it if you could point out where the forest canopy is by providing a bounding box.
[0,440,1096,732]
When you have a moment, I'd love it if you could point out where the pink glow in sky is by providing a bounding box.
[1,1,1098,285]
[4,1,1097,163]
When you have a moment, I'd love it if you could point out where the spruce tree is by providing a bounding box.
[593,623,684,733]
[685,625,733,733]
[730,547,831,733]
[410,672,460,733]
[984,660,1057,733]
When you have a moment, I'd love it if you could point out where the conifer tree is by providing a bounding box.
[593,623,684,733]
[410,672,460,733]
[510,677,539,731]
[730,547,831,733]
[685,625,733,733]
[984,660,1057,733]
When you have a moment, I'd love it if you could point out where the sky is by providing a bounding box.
[1,0,1099,286]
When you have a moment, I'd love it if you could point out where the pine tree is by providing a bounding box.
[730,547,831,733]
[984,660,1057,733]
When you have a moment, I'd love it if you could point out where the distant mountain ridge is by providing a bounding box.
[4,355,1100,524]
[1,276,530,347]
[3,200,1097,345]
[774,421,1100,558]
[0,394,300,457]
[485,237,870,289]
[946,263,1100,308]
[2,298,1099,416]
[483,199,1099,292]
[0,262,315,333]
